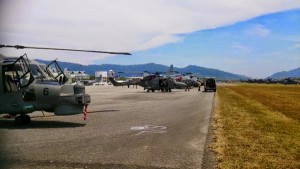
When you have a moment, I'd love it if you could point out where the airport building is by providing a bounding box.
[64,69,90,83]
[95,71,108,83]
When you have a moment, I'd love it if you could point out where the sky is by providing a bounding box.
[0,0,299,78]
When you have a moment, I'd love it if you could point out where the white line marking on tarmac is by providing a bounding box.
[131,125,167,135]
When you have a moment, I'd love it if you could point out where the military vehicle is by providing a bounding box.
[108,70,187,92]
[0,44,130,125]
[203,77,217,92]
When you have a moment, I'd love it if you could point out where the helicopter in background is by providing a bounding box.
[279,77,299,85]
[176,73,201,88]
[108,70,187,92]
[241,77,299,85]
[166,65,201,89]
[0,44,131,125]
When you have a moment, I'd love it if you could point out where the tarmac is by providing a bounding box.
[0,85,215,169]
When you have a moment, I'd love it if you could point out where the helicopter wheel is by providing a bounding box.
[15,114,31,125]
[152,89,155,92]
[147,90,150,92]
[169,89,171,92]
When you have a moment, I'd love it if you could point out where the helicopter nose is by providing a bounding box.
[74,81,85,94]
[73,82,91,105]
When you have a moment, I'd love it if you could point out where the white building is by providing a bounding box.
[64,69,90,83]
[95,71,108,83]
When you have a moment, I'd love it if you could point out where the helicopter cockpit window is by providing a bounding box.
[2,55,34,93]
[30,64,46,79]
[13,55,34,88]
[3,65,18,93]
[46,60,68,83]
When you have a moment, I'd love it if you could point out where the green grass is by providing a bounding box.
[213,84,300,168]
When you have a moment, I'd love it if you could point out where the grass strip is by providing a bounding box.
[213,85,300,168]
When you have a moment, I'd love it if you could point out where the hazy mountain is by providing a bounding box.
[36,59,249,80]
[270,67,300,79]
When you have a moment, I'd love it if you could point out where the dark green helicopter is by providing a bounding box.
[108,70,187,92]
[0,44,131,125]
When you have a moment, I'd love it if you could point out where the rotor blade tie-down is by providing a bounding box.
[83,104,88,120]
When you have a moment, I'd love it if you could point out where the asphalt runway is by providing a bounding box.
[0,85,215,169]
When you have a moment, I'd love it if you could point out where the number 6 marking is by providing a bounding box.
[43,88,49,96]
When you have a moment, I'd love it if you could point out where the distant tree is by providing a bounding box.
[119,77,126,81]
[89,75,95,80]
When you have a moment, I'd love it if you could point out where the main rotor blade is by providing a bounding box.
[0,44,131,55]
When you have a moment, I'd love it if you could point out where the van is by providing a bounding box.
[204,78,217,92]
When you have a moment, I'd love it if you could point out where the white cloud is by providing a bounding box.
[277,35,300,43]
[293,56,300,61]
[244,24,271,37]
[136,34,182,51]
[232,43,251,53]
[0,0,300,63]
[289,43,300,50]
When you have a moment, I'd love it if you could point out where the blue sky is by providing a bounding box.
[103,9,300,78]
[1,1,300,78]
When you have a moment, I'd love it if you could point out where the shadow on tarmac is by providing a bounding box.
[88,109,120,114]
[0,120,85,129]
[136,91,180,93]
[2,159,177,169]
[0,136,8,168]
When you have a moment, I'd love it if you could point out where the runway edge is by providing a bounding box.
[202,92,218,169]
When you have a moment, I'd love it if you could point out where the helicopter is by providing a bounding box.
[175,73,201,89]
[0,44,131,125]
[108,70,187,92]
[279,77,299,85]
[166,65,201,89]
[240,77,299,85]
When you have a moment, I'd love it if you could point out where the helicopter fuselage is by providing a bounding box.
[0,55,90,117]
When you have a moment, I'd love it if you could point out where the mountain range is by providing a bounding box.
[2,54,298,80]
[32,59,300,80]
[270,67,300,79]
[36,59,249,80]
